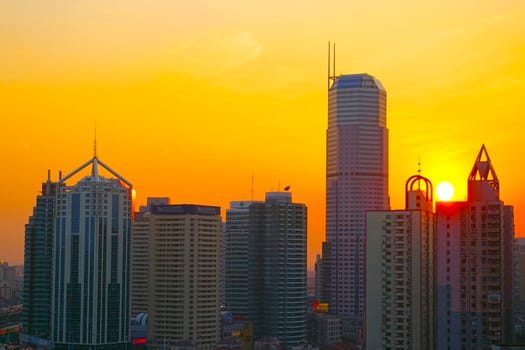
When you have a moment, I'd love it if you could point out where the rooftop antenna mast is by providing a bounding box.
[251,173,254,201]
[328,41,336,90]
[94,122,97,158]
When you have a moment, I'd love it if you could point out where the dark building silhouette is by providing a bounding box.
[22,171,57,340]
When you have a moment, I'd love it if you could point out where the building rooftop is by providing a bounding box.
[150,204,220,216]
[331,73,385,91]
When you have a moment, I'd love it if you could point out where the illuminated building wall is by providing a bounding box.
[366,175,435,349]
[324,73,389,337]
[130,197,170,317]
[146,204,221,346]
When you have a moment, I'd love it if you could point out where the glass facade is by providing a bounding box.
[51,158,132,350]
[246,192,307,348]
[22,178,57,340]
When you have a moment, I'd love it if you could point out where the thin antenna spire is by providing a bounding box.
[94,122,97,158]
[328,41,331,90]
[327,41,336,90]
[418,156,421,174]
[251,173,254,201]
[333,43,336,80]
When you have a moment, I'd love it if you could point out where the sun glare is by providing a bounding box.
[436,181,454,201]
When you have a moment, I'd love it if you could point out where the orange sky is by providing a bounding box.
[1,0,525,270]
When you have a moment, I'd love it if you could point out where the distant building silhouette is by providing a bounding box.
[366,175,435,349]
[436,145,515,349]
[315,242,332,307]
[0,261,17,302]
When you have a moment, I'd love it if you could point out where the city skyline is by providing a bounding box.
[2,0,525,270]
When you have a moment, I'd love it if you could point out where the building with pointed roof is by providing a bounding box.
[436,145,515,349]
[52,156,133,349]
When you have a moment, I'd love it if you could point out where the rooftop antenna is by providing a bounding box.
[418,156,421,174]
[94,122,97,158]
[251,173,254,201]
[327,41,331,90]
[328,41,336,90]
[333,42,336,82]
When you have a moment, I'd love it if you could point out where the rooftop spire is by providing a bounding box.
[467,144,499,200]
[94,122,97,158]
[91,157,99,179]
[92,124,99,179]
[468,144,499,192]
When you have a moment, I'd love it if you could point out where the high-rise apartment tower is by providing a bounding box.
[436,145,514,349]
[130,197,170,317]
[146,204,222,347]
[366,175,435,349]
[224,201,261,317]
[249,192,307,348]
[224,192,307,348]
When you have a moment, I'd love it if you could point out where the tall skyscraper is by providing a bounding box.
[224,192,307,348]
[366,175,435,349]
[436,145,515,349]
[516,239,525,311]
[249,192,307,348]
[514,238,525,341]
[324,73,389,336]
[22,172,57,340]
[224,201,261,317]
[52,157,132,349]
[146,204,222,347]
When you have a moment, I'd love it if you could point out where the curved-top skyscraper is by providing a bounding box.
[325,73,389,337]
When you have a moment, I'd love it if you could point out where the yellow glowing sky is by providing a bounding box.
[2,0,525,269]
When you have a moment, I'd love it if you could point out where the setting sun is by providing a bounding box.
[436,181,454,201]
